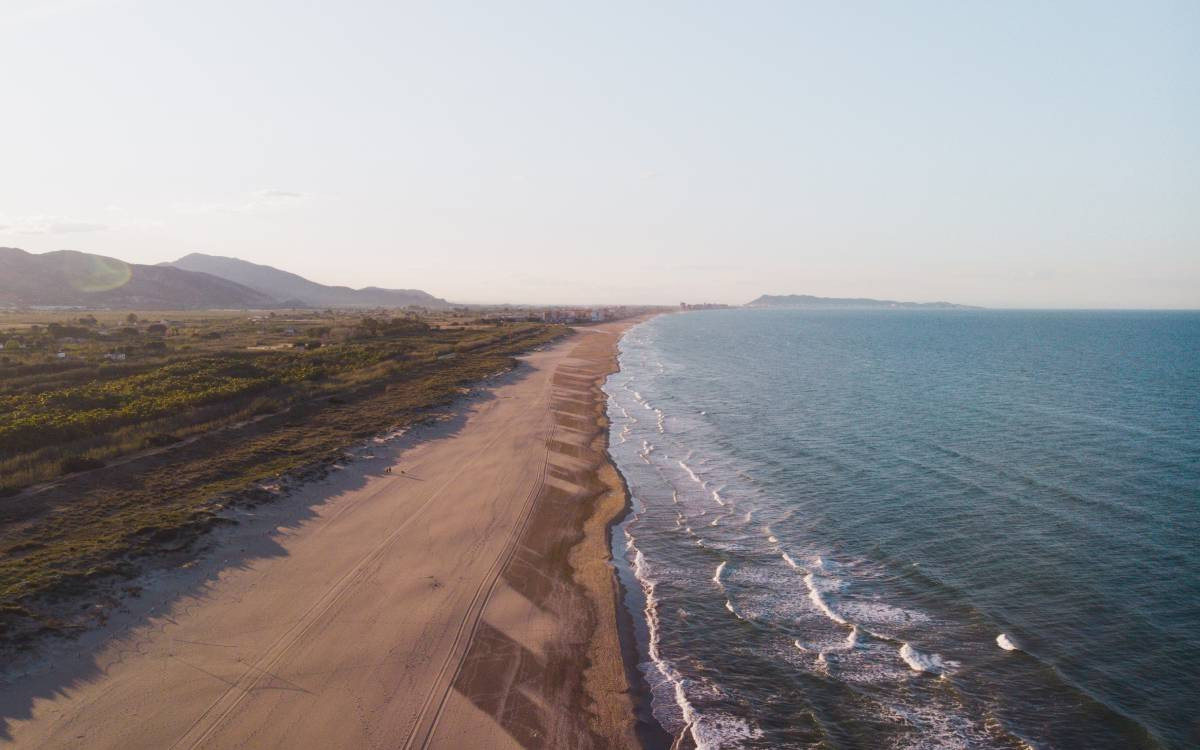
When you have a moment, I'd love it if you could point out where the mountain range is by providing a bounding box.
[745,294,979,310]
[165,253,447,309]
[0,248,448,310]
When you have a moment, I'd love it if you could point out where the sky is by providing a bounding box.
[1,1,1197,307]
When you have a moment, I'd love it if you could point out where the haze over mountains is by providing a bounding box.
[0,248,449,310]
[2,246,985,311]
[746,294,980,310]
[166,253,448,309]
[0,247,276,309]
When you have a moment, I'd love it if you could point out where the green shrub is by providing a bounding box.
[59,455,105,474]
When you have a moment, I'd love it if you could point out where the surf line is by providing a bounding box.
[783,552,954,676]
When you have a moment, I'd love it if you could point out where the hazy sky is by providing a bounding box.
[1,1,1196,307]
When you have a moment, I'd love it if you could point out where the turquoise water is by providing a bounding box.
[606,310,1199,749]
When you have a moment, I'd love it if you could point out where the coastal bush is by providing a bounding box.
[59,455,105,474]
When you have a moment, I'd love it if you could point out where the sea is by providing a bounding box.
[605,309,1199,750]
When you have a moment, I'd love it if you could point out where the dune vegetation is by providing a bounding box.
[0,310,565,646]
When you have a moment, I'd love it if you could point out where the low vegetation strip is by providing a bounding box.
[0,314,566,649]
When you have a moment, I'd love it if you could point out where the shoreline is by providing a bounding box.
[600,322,676,750]
[440,315,669,747]
[0,318,667,748]
[581,317,672,749]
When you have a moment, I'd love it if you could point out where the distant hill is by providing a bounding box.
[0,247,277,309]
[745,294,980,310]
[166,253,449,309]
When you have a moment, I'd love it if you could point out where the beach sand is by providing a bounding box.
[0,319,647,749]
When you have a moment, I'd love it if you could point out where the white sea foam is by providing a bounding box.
[804,571,848,625]
[839,600,930,629]
[843,625,859,650]
[639,440,655,464]
[691,714,763,749]
[768,535,779,544]
[996,633,1018,651]
[781,552,799,569]
[725,599,743,619]
[898,643,948,674]
[625,529,701,740]
[678,460,703,485]
[711,488,726,506]
[713,561,726,586]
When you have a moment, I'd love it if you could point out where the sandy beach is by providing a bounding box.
[0,319,647,749]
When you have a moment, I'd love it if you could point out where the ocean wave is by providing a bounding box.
[678,460,704,486]
[713,561,727,586]
[844,624,860,650]
[996,633,1018,651]
[898,642,951,675]
[804,571,848,625]
[626,529,702,739]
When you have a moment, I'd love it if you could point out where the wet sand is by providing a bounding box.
[0,319,650,748]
